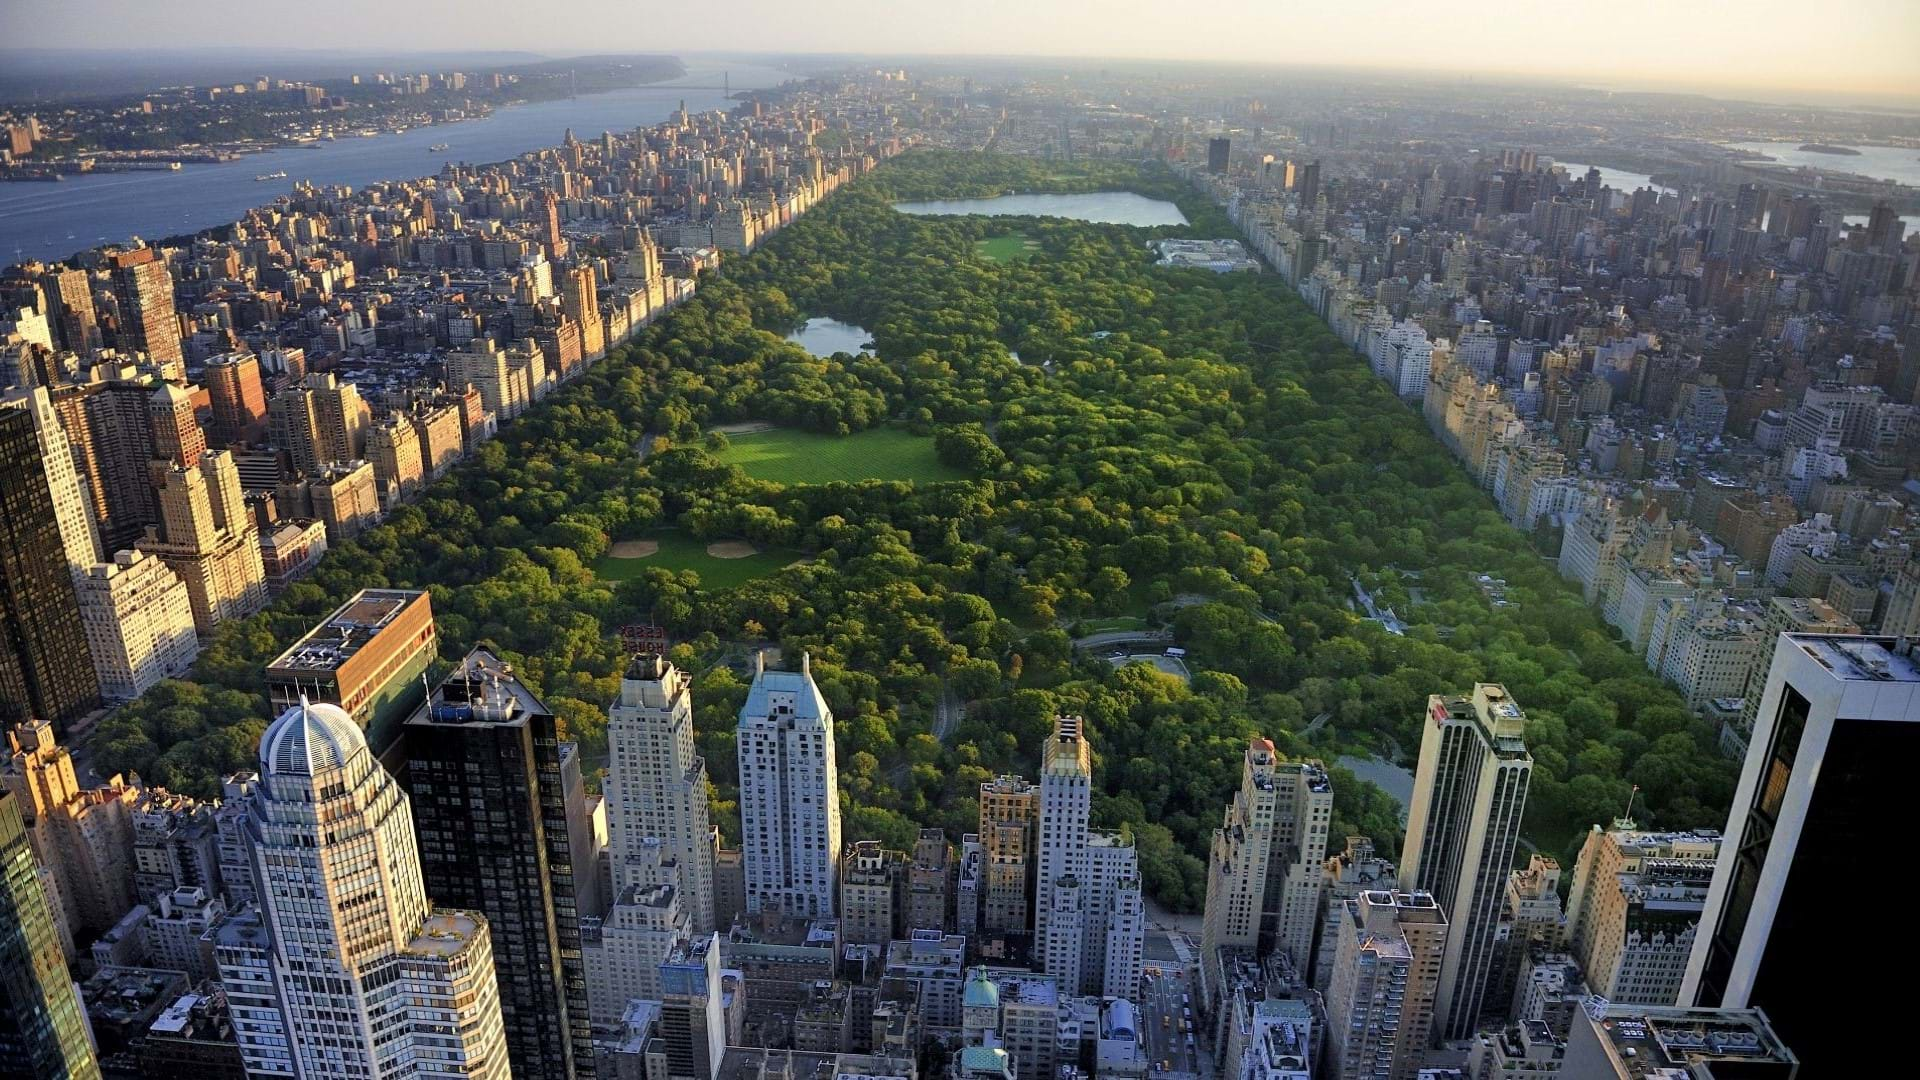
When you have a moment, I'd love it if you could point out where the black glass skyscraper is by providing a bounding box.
[406,648,593,1080]
[0,408,98,730]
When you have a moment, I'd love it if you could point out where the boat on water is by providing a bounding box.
[429,143,450,152]
[254,170,288,181]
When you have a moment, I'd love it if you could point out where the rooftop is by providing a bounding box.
[1590,1004,1796,1077]
[405,910,483,957]
[412,646,550,728]
[1789,634,1920,683]
[267,588,428,674]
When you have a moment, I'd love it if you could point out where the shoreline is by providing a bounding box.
[13,67,792,268]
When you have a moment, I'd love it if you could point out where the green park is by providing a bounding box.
[92,151,1733,911]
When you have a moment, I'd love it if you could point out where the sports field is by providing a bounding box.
[975,234,1042,262]
[715,426,967,485]
[593,530,799,590]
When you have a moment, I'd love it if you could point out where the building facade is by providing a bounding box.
[1400,684,1532,1042]
[405,648,594,1080]
[215,700,512,1079]
[736,654,840,919]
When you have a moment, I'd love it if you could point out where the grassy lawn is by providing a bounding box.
[594,530,799,590]
[715,426,967,485]
[975,234,1042,262]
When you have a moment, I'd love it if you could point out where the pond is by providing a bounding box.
[785,317,874,357]
[892,190,1189,226]
[1337,754,1415,824]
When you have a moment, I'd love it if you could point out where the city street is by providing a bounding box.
[1139,968,1208,1079]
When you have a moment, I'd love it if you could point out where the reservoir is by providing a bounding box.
[786,317,873,357]
[1,62,792,265]
[893,191,1188,226]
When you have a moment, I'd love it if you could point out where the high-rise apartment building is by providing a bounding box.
[906,828,953,935]
[0,407,99,730]
[582,837,689,1028]
[1313,837,1396,990]
[561,265,605,364]
[0,788,101,1080]
[1,387,101,576]
[1203,737,1280,977]
[203,351,268,447]
[74,550,198,702]
[736,653,841,919]
[107,248,184,379]
[1682,633,1916,1073]
[265,588,436,766]
[1401,684,1533,1041]
[978,775,1037,933]
[405,648,594,1080]
[1207,137,1231,174]
[307,458,380,541]
[1565,823,1719,1006]
[1322,890,1447,1080]
[0,720,138,944]
[216,699,512,1079]
[48,267,101,355]
[1201,737,1335,1000]
[605,653,715,934]
[54,368,160,551]
[136,449,267,635]
[368,414,424,508]
[148,383,205,469]
[1033,715,1145,999]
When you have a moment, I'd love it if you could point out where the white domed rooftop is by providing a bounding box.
[260,698,366,777]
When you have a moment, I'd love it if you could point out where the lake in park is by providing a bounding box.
[892,190,1189,226]
[786,317,873,357]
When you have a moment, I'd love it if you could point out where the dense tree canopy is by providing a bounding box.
[95,151,1735,908]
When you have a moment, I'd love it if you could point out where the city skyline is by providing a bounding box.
[5,1,1919,107]
[3,25,1913,1073]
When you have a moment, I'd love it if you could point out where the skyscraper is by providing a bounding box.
[561,264,605,365]
[1199,736,1334,993]
[1323,890,1447,1080]
[1565,822,1718,1006]
[0,788,100,1080]
[203,351,268,447]
[1207,137,1231,174]
[605,653,715,933]
[106,248,184,379]
[1034,715,1145,998]
[1682,633,1916,1073]
[216,699,512,1079]
[0,407,99,730]
[978,775,1037,934]
[405,648,593,1080]
[736,652,840,919]
[1400,683,1532,1041]
[1,387,101,576]
[148,383,205,469]
[47,268,101,355]
[1202,738,1282,981]
[136,449,267,635]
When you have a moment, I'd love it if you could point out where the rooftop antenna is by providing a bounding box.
[1620,784,1639,828]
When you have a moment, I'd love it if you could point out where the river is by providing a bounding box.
[0,61,794,265]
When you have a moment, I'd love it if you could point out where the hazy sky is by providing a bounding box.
[8,0,1919,105]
